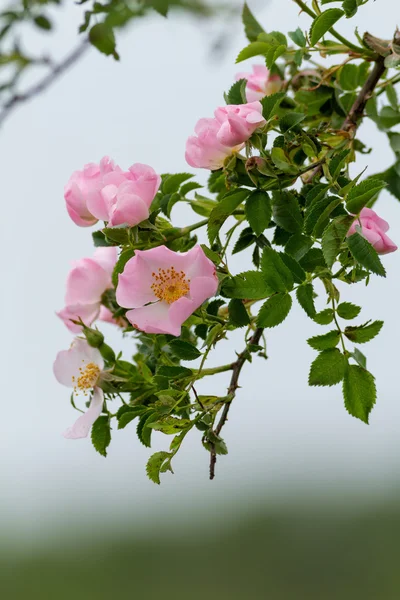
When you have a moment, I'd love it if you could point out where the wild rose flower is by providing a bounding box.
[116,245,218,336]
[53,338,105,439]
[57,247,118,333]
[235,65,283,102]
[64,156,118,227]
[185,118,241,170]
[347,207,398,255]
[87,163,161,227]
[214,102,266,147]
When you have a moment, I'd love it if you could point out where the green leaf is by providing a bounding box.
[137,413,154,448]
[271,147,297,173]
[386,84,398,111]
[157,366,193,379]
[272,191,303,233]
[222,271,273,299]
[310,9,345,46]
[329,149,351,181]
[91,415,111,457]
[266,44,286,69]
[342,0,359,18]
[117,405,149,430]
[260,92,286,120]
[245,191,272,236]
[296,284,316,318]
[321,215,353,268]
[257,293,292,328]
[191,194,218,217]
[347,233,386,277]
[299,248,326,272]
[228,298,251,327]
[148,416,192,435]
[261,247,294,292]
[304,195,336,235]
[169,340,201,361]
[279,112,306,133]
[307,330,341,350]
[351,347,367,369]
[146,451,173,485]
[339,64,359,90]
[103,226,129,245]
[162,173,193,194]
[92,230,115,247]
[346,179,387,214]
[285,234,313,262]
[208,189,249,244]
[337,302,361,319]
[112,248,135,287]
[180,181,203,196]
[242,2,265,42]
[343,365,376,423]
[288,27,306,47]
[309,348,347,387]
[89,23,119,59]
[313,308,334,325]
[34,15,52,30]
[232,228,255,254]
[236,41,271,63]
[280,253,306,283]
[225,78,247,105]
[344,320,384,344]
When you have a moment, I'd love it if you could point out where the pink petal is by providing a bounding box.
[65,258,112,306]
[360,208,390,232]
[57,302,100,333]
[126,301,180,335]
[63,388,104,439]
[116,253,157,308]
[92,247,118,276]
[53,338,104,388]
[168,275,218,332]
[108,193,150,227]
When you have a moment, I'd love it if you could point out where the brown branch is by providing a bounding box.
[303,55,386,183]
[0,38,90,128]
[209,327,264,480]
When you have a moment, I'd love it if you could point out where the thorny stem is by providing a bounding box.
[0,38,90,128]
[195,363,234,378]
[331,297,347,354]
[209,327,264,480]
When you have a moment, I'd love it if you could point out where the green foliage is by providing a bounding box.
[322,215,353,268]
[307,330,341,350]
[272,191,303,233]
[261,247,293,292]
[245,191,272,236]
[91,416,111,457]
[309,349,347,387]
[347,233,386,276]
[169,340,201,360]
[146,451,173,484]
[89,23,119,59]
[344,320,384,343]
[208,190,249,244]
[222,271,273,299]
[224,78,247,105]
[296,284,316,319]
[310,9,344,46]
[257,293,292,328]
[288,27,306,48]
[343,365,376,423]
[242,2,265,42]
[228,299,251,327]
[337,302,361,319]
[346,179,387,214]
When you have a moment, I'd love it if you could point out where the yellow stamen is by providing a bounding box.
[151,266,190,304]
[73,362,100,395]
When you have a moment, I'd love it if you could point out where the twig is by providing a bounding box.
[303,55,386,183]
[209,327,264,480]
[0,38,90,128]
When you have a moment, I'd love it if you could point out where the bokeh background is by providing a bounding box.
[2,0,400,597]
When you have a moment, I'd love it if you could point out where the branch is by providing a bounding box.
[209,327,264,480]
[303,55,386,183]
[0,38,90,128]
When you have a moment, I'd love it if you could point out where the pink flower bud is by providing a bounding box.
[347,207,398,255]
[236,65,283,102]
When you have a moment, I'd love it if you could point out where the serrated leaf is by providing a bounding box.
[222,271,273,299]
[329,149,351,181]
[272,191,303,233]
[351,347,367,369]
[313,196,343,238]
[346,179,387,214]
[344,320,384,343]
[91,415,111,457]
[232,228,256,254]
[157,366,193,379]
[347,233,386,277]
[228,299,251,327]
[245,190,272,236]
[117,405,149,430]
[280,253,306,283]
[296,284,316,318]
[280,112,306,133]
[200,244,222,265]
[299,248,326,272]
[137,412,154,447]
[266,44,286,69]
[322,215,353,268]
[89,23,118,59]
[236,41,271,63]
[208,189,249,244]
[339,64,359,90]
[225,78,247,105]
[169,340,201,361]
[310,9,344,46]
[112,248,135,287]
[261,92,286,120]
[308,330,341,350]
[146,451,173,485]
[162,173,193,194]
[261,247,293,292]
[343,365,376,423]
[148,416,192,435]
[103,226,129,245]
[242,2,265,42]
[285,234,313,262]
[289,27,306,47]
[337,302,361,319]
[257,293,292,328]
[304,195,335,235]
[271,147,297,173]
[309,348,347,387]
[313,308,334,325]
[342,0,358,18]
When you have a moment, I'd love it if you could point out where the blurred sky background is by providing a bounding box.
[1,0,400,586]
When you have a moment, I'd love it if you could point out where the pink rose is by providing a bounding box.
[87,164,161,227]
[235,65,283,102]
[64,156,118,227]
[57,247,118,332]
[185,118,239,171]
[116,245,218,336]
[53,337,105,439]
[213,101,266,147]
[347,207,397,255]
